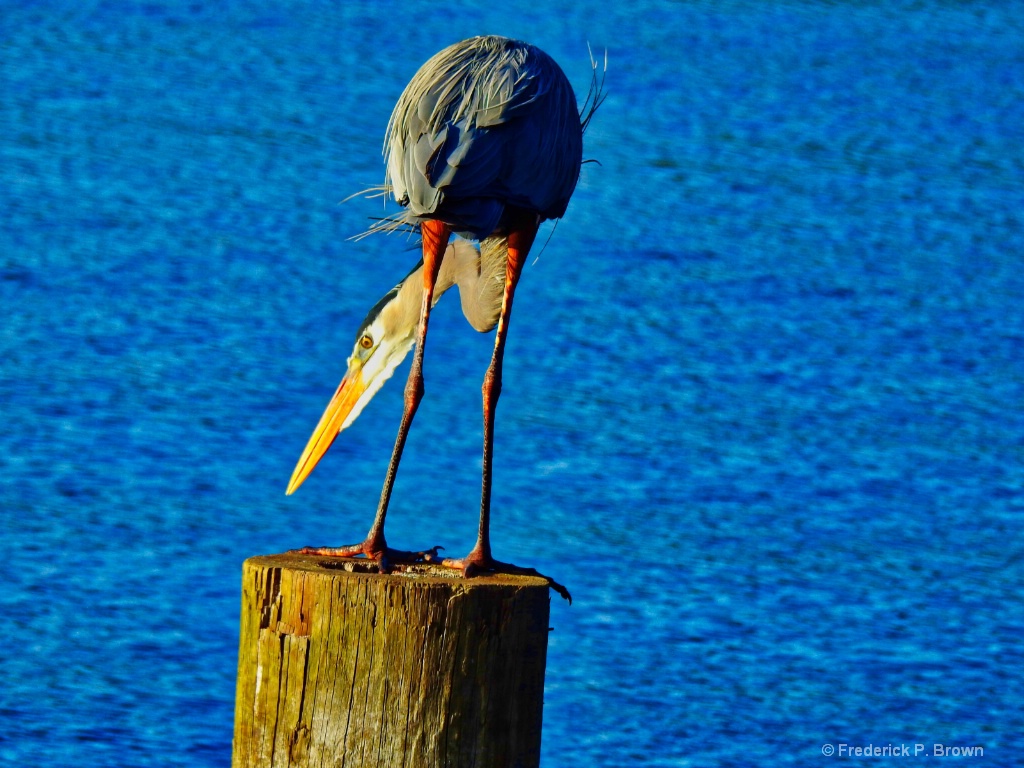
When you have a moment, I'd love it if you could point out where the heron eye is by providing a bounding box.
[359,335,373,350]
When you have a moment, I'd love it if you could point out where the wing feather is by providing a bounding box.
[382,36,583,240]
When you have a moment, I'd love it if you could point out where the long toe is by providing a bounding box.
[289,543,369,557]
[289,541,442,574]
[436,552,571,603]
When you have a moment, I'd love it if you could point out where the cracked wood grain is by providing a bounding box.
[232,554,551,768]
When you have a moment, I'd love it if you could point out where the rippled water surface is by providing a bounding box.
[3,1,1024,765]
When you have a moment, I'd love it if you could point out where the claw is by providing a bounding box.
[419,545,445,562]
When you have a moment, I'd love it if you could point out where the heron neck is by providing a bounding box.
[390,245,462,333]
[391,239,503,335]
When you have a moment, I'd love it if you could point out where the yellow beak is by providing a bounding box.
[286,366,367,495]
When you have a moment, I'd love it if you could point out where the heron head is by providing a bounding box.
[286,273,420,495]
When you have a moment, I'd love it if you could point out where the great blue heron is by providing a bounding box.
[286,36,602,597]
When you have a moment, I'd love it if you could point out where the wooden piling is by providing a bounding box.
[232,553,552,768]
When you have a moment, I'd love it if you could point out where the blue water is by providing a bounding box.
[3,1,1024,766]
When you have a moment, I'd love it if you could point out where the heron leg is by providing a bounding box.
[293,219,451,570]
[474,221,535,561]
[363,218,450,560]
[427,212,569,601]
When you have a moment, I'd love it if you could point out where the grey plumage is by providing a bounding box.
[382,35,584,240]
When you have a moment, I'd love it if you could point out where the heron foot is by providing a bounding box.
[425,550,571,603]
[288,542,443,574]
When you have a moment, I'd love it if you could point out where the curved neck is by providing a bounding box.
[393,239,504,335]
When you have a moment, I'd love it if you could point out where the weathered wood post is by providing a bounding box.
[232,553,552,768]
